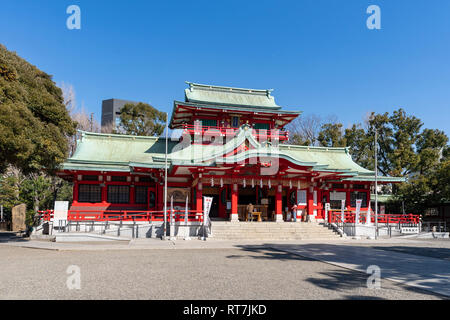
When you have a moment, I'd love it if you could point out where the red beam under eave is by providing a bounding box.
[176,104,296,119]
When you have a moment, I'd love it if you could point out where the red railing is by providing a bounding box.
[182,124,289,141]
[37,209,204,223]
[329,210,420,224]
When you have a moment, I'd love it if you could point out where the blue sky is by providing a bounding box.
[1,0,449,135]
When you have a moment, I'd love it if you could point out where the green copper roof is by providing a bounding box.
[62,131,174,172]
[185,82,280,109]
[61,129,405,183]
[170,82,302,129]
[370,194,395,203]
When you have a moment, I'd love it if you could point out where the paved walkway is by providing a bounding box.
[2,237,449,298]
[268,242,450,297]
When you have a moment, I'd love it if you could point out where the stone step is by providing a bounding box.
[211,230,336,233]
[210,224,334,228]
[210,236,340,240]
[210,235,340,239]
[211,227,334,230]
[209,221,340,240]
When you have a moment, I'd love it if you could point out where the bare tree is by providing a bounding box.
[101,121,115,134]
[60,82,76,114]
[71,103,101,132]
[287,113,338,146]
[60,83,101,156]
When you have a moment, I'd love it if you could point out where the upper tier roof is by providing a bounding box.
[170,82,302,129]
[185,82,280,109]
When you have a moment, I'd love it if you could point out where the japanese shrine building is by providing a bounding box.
[57,82,403,222]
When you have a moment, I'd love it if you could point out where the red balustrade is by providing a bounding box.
[182,124,289,141]
[329,210,420,225]
[37,209,204,223]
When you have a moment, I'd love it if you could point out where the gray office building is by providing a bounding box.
[101,99,139,129]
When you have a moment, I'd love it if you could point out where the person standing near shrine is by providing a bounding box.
[291,203,298,222]
[246,203,254,221]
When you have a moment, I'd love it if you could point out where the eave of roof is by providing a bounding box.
[170,100,302,128]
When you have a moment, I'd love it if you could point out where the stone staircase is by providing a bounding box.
[209,221,341,240]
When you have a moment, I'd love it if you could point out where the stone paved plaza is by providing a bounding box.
[0,237,448,300]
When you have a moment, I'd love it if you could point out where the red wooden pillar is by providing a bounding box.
[275,184,283,222]
[346,188,351,210]
[101,184,107,204]
[157,183,163,211]
[307,185,314,221]
[130,185,135,204]
[196,182,203,213]
[73,181,79,205]
[230,183,239,222]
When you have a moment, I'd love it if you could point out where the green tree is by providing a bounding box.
[343,124,374,170]
[117,102,166,136]
[317,123,346,147]
[368,109,423,177]
[0,44,76,174]
[396,159,450,214]
[415,128,449,174]
[0,169,73,225]
[290,108,449,214]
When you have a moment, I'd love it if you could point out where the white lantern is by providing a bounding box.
[220,178,223,188]
[243,179,246,188]
[268,180,271,188]
[211,177,214,187]
[251,179,255,188]
[260,179,263,188]
[289,180,292,189]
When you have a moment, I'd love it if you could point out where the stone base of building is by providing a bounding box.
[229,213,239,222]
[274,214,284,222]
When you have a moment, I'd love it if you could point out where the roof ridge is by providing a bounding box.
[280,143,349,152]
[186,81,273,95]
[79,130,161,140]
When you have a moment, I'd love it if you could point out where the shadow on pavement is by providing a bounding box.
[0,231,29,243]
[374,246,450,261]
[229,243,450,299]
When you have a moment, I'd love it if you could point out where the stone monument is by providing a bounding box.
[11,203,26,232]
